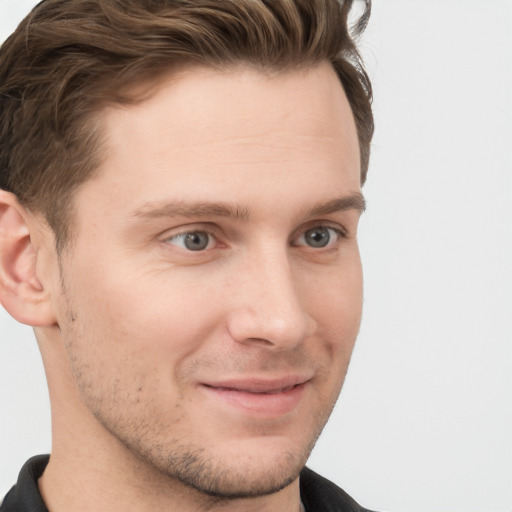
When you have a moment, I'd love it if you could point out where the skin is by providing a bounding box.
[0,62,363,512]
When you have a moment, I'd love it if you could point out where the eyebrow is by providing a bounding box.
[131,192,366,222]
[308,193,366,216]
[132,201,251,221]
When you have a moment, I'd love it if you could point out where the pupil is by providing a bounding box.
[184,232,209,251]
[306,228,330,248]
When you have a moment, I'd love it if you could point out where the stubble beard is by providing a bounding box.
[66,350,340,501]
[58,277,346,501]
[64,334,343,500]
[82,386,335,500]
[81,381,340,501]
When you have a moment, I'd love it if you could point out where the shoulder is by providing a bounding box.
[300,466,378,512]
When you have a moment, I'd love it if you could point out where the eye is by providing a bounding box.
[165,230,215,251]
[296,226,343,249]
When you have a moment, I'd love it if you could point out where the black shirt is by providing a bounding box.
[1,456,376,512]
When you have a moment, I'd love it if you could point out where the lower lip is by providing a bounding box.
[200,383,307,417]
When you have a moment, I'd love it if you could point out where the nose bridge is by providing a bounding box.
[227,243,314,348]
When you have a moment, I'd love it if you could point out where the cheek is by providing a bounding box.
[302,262,363,377]
[64,267,231,394]
[304,257,363,328]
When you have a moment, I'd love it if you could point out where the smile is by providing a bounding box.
[211,384,297,394]
[200,376,311,417]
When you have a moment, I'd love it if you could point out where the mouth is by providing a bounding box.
[200,376,311,417]
[209,384,298,394]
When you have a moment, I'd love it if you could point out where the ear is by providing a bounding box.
[0,190,57,326]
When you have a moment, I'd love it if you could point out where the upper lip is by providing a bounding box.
[202,375,312,393]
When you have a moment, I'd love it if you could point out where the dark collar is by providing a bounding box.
[1,455,50,512]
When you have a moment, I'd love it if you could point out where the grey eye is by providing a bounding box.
[183,231,211,251]
[167,231,213,251]
[304,227,332,248]
[297,226,343,249]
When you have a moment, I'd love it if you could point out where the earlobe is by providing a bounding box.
[0,190,57,327]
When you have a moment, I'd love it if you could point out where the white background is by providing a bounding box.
[1,1,511,511]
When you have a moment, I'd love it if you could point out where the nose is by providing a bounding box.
[226,248,316,350]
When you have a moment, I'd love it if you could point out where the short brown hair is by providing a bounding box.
[0,0,373,250]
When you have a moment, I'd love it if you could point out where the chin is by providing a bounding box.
[124,431,314,499]
[167,448,305,499]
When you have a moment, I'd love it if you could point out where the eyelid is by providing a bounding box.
[296,227,344,249]
[160,224,223,250]
[167,231,215,250]
[291,221,348,247]
[159,221,218,239]
[157,220,349,252]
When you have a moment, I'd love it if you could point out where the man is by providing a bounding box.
[0,0,374,510]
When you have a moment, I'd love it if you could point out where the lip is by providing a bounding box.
[200,375,312,417]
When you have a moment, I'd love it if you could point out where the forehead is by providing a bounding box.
[75,63,360,222]
[102,63,358,158]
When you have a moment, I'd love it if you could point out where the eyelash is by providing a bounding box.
[293,225,347,249]
[162,224,347,252]
[163,229,219,252]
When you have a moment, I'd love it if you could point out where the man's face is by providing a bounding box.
[51,63,363,497]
